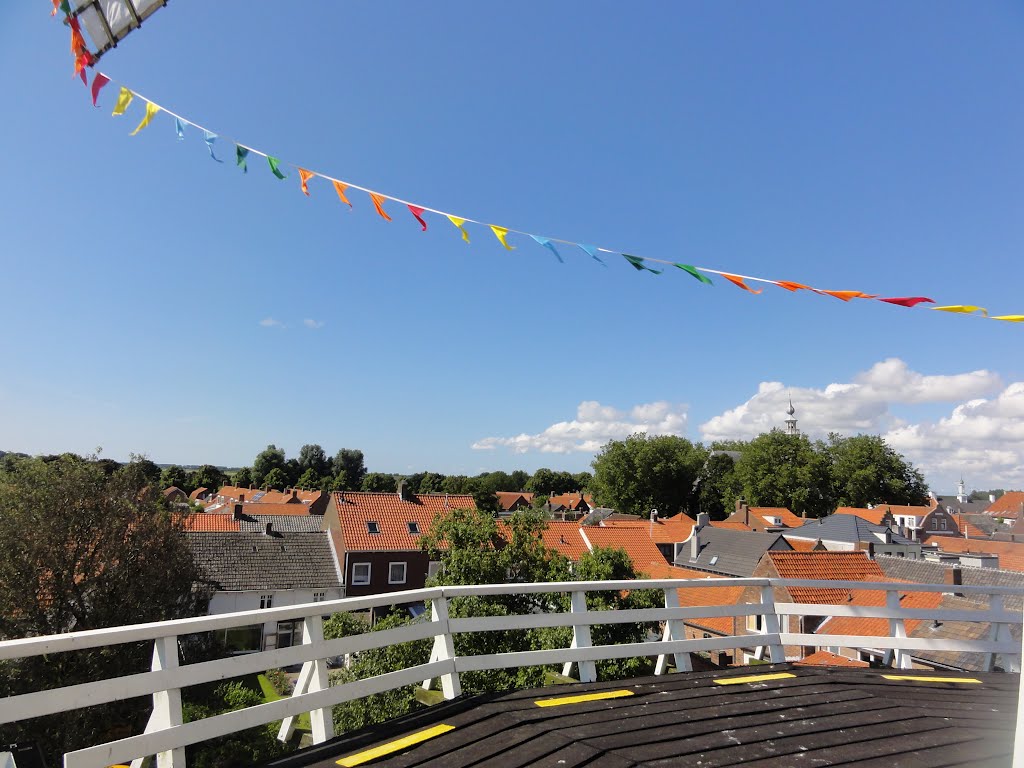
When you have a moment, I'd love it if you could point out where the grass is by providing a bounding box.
[258,673,311,733]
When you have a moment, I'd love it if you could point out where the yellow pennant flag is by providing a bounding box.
[932,305,988,317]
[448,215,470,243]
[129,101,161,136]
[111,87,134,116]
[991,315,1024,323]
[490,225,515,251]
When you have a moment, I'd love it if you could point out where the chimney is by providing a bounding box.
[239,493,246,504]
[990,493,996,503]
[233,503,243,520]
[292,489,298,500]
[696,512,710,531]
[690,528,701,560]
[264,522,273,536]
[397,480,405,500]
[945,565,964,596]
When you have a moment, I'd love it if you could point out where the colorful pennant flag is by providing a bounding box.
[408,205,428,231]
[877,296,935,308]
[90,73,110,107]
[774,280,811,292]
[129,101,160,136]
[992,315,1024,323]
[298,168,315,196]
[932,305,988,317]
[816,289,876,301]
[268,155,287,179]
[721,273,763,294]
[623,254,663,274]
[491,225,515,250]
[674,264,713,285]
[236,145,249,173]
[369,193,392,221]
[203,131,224,163]
[111,87,133,116]
[174,117,186,141]
[578,244,606,266]
[530,235,563,263]
[333,180,352,208]
[447,215,470,243]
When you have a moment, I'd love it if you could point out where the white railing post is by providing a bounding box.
[421,596,461,699]
[755,586,785,663]
[149,636,185,768]
[561,590,597,683]
[885,589,912,669]
[277,615,334,744]
[655,587,690,674]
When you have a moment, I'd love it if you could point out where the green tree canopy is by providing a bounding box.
[332,449,366,491]
[824,433,929,508]
[297,443,330,478]
[590,433,708,516]
[361,472,397,492]
[160,463,190,492]
[190,464,228,494]
[233,466,253,487]
[262,467,288,490]
[731,430,832,517]
[251,444,286,487]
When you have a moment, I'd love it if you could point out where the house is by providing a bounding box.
[495,491,535,514]
[837,502,954,541]
[724,500,804,532]
[986,491,1024,522]
[675,516,792,577]
[189,486,211,503]
[185,528,343,653]
[322,488,476,614]
[162,486,188,506]
[547,493,593,516]
[597,513,697,561]
[785,514,921,558]
[578,525,668,572]
[206,486,329,515]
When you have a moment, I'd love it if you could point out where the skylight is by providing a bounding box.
[709,555,719,565]
[408,522,420,535]
[367,521,380,534]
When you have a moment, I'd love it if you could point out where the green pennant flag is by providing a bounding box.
[236,145,249,173]
[60,0,71,14]
[674,263,713,285]
[623,254,663,274]
[267,155,287,180]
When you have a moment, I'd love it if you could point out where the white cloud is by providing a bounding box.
[304,318,325,330]
[473,400,688,455]
[259,317,284,328]
[699,358,1023,489]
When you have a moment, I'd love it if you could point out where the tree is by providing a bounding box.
[590,433,708,516]
[440,474,472,494]
[297,444,330,478]
[233,467,254,488]
[160,463,191,491]
[527,468,556,494]
[694,450,742,520]
[732,430,832,518]
[190,464,228,494]
[824,434,929,508]
[296,467,321,490]
[361,472,397,492]
[252,445,286,487]
[509,469,529,491]
[262,467,288,490]
[332,449,366,491]
[573,471,593,491]
[130,455,162,486]
[0,455,211,761]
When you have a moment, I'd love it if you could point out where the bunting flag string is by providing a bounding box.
[80,70,1020,325]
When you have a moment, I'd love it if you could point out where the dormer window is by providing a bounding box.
[367,521,380,534]
[407,521,420,535]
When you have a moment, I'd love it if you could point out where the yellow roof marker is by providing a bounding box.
[881,675,981,684]
[714,672,796,686]
[534,689,634,707]
[336,723,455,767]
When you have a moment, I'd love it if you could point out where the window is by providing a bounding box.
[277,620,303,648]
[259,594,273,609]
[709,555,719,566]
[313,591,326,602]
[366,521,380,534]
[389,562,407,584]
[352,563,371,585]
[746,613,763,633]
[940,518,947,530]
[219,624,262,653]
[407,521,420,535]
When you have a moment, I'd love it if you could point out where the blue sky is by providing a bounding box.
[1,2,1022,492]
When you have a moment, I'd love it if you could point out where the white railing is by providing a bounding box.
[0,578,1021,768]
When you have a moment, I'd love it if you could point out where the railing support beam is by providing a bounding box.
[656,587,690,674]
[562,591,597,683]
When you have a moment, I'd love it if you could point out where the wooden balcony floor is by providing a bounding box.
[271,663,1020,768]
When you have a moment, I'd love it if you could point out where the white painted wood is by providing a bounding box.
[778,602,1019,624]
[885,589,912,669]
[1013,603,1024,768]
[563,591,596,683]
[655,587,690,674]
[303,615,334,743]
[1,753,16,768]
[426,598,461,699]
[276,660,313,742]
[759,586,785,663]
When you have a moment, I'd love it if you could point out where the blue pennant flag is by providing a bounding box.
[203,130,224,163]
[175,118,185,141]
[530,235,564,263]
[578,243,607,266]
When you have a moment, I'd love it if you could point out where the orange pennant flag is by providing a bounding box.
[721,273,763,294]
[333,181,353,208]
[774,280,811,292]
[369,192,392,221]
[816,289,877,301]
[298,168,315,196]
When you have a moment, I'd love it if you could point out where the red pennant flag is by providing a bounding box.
[298,168,315,196]
[74,52,89,84]
[90,72,110,107]
[816,289,877,301]
[332,181,353,208]
[408,205,428,231]
[721,273,763,294]
[369,192,392,221]
[877,296,935,308]
[774,280,811,292]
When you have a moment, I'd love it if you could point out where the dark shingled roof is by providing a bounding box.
[907,594,1020,671]
[185,531,341,592]
[239,515,325,533]
[676,527,790,577]
[786,514,914,546]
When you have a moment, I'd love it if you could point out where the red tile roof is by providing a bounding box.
[188,487,208,501]
[816,587,943,637]
[921,536,1024,573]
[645,562,748,635]
[711,521,751,531]
[834,507,889,525]
[536,521,590,561]
[783,537,820,552]
[599,516,695,544]
[767,551,886,604]
[495,491,535,510]
[335,491,476,552]
[750,507,805,528]
[180,513,241,532]
[986,491,1024,518]
[795,650,869,668]
[548,493,593,510]
[580,526,667,573]
[206,502,320,517]
[952,515,988,538]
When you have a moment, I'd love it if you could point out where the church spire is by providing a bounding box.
[784,395,799,435]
